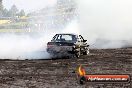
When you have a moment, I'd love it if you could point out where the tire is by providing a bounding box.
[75,49,81,58]
[83,48,89,55]
[70,54,76,59]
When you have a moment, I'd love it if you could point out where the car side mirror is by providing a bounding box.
[83,40,87,42]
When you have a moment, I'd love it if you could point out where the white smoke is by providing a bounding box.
[2,0,132,60]
[1,0,58,60]
[76,0,132,48]
[62,20,80,34]
[0,33,52,59]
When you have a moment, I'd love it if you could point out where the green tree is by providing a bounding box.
[3,8,9,17]
[8,5,18,17]
[0,0,3,17]
[18,9,25,17]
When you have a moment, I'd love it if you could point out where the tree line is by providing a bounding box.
[0,4,25,17]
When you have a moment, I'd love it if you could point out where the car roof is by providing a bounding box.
[56,33,78,36]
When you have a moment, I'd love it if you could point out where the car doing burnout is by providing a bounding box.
[46,33,89,58]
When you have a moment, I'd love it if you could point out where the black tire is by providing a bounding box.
[70,54,76,59]
[75,49,81,58]
[83,48,89,55]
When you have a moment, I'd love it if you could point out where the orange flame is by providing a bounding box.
[78,65,86,76]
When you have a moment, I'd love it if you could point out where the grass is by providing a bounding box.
[1,22,28,26]
[0,21,29,29]
[0,19,35,33]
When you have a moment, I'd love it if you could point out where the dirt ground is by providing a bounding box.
[0,48,131,88]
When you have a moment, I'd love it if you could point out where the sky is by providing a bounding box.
[3,0,57,13]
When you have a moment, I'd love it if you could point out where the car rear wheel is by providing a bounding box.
[83,48,89,55]
[75,49,81,58]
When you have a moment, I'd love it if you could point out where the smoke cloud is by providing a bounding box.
[2,0,132,59]
[1,0,58,60]
[0,33,52,59]
[1,0,76,60]
[62,20,80,34]
[76,0,132,48]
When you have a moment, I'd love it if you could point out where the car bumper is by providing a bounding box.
[47,46,75,54]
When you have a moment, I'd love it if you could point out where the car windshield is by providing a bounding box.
[52,34,77,42]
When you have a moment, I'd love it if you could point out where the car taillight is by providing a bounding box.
[47,44,54,48]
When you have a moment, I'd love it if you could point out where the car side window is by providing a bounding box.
[52,34,58,41]
[72,35,77,41]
